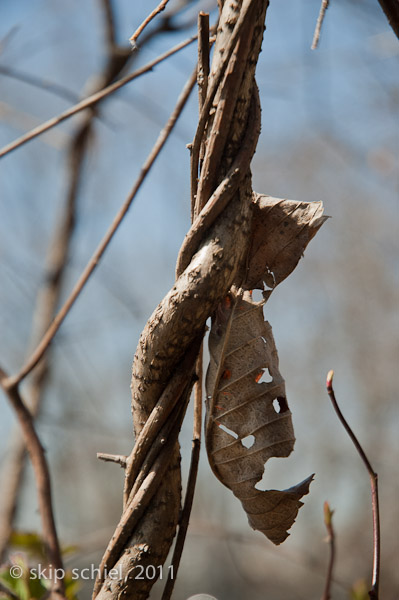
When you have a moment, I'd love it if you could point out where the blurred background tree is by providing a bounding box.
[0,1,397,599]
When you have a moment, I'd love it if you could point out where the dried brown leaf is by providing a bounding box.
[246,194,328,290]
[205,198,325,544]
[206,290,313,544]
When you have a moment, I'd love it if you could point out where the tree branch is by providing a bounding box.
[129,0,170,47]
[0,34,197,160]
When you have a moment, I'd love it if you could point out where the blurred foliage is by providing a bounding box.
[0,532,79,600]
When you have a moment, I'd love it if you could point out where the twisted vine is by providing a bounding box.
[93,2,270,599]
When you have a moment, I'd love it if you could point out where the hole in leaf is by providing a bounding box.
[254,456,296,491]
[252,289,264,303]
[241,435,255,449]
[218,424,238,439]
[256,368,273,384]
[272,396,289,414]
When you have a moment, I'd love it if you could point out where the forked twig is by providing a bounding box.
[326,370,380,599]
[129,0,170,47]
[311,0,330,50]
[321,501,335,600]
[0,34,197,160]
[1,66,197,392]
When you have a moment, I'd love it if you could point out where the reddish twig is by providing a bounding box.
[0,370,65,599]
[321,501,335,600]
[326,370,380,599]
[129,0,170,48]
[0,33,197,160]
[311,0,330,50]
[1,66,197,391]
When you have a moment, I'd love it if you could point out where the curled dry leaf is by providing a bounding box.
[205,198,326,544]
[246,194,328,290]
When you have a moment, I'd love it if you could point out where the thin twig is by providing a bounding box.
[0,371,65,599]
[196,11,210,192]
[197,12,209,113]
[1,67,197,391]
[326,370,380,599]
[97,453,127,468]
[161,348,203,600]
[0,33,197,160]
[311,0,329,50]
[129,0,170,47]
[321,501,335,600]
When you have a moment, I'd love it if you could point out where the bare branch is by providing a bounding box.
[1,66,196,391]
[129,0,170,48]
[0,33,197,160]
[0,371,65,599]
[311,0,329,50]
[326,370,380,599]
